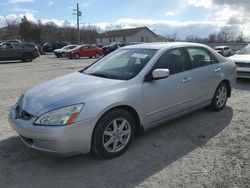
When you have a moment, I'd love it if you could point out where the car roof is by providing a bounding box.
[215,46,229,48]
[122,42,210,50]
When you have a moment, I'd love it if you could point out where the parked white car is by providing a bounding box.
[214,46,231,57]
[228,44,250,78]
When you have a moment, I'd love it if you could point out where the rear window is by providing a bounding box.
[215,47,223,50]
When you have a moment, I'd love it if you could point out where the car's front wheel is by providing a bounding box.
[75,54,80,59]
[92,109,135,159]
[95,53,100,58]
[210,82,229,111]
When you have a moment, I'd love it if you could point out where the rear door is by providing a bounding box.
[143,48,194,127]
[185,47,223,106]
[12,43,24,59]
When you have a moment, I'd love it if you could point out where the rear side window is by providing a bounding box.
[23,44,35,49]
[153,48,187,75]
[224,47,230,50]
[186,47,218,68]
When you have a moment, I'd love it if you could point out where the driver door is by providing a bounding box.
[143,48,194,128]
[0,43,13,60]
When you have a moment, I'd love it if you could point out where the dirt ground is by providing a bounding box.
[0,54,249,188]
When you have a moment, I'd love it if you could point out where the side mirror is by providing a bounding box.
[152,69,170,80]
[145,68,170,82]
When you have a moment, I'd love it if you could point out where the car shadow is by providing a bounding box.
[0,107,233,188]
[0,60,26,64]
[236,78,250,91]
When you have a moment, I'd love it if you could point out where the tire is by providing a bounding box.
[92,109,135,159]
[209,82,228,111]
[22,54,32,62]
[75,54,80,59]
[95,53,100,58]
[61,53,65,58]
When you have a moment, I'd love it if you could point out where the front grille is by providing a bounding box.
[16,105,33,120]
[235,62,250,68]
[237,71,250,78]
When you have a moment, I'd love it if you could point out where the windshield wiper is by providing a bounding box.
[88,73,111,78]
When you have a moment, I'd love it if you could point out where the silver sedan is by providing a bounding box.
[9,42,237,158]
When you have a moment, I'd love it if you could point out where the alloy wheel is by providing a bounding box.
[102,118,131,153]
[215,85,227,108]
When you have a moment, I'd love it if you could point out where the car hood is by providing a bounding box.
[228,54,250,63]
[18,72,124,115]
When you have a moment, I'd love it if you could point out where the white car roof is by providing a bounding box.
[215,46,229,48]
[123,42,209,50]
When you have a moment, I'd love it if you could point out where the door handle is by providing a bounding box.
[182,77,192,83]
[214,68,221,72]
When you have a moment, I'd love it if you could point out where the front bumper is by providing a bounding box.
[8,106,96,155]
[237,67,250,79]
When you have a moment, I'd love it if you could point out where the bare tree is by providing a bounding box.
[235,32,244,43]
[4,16,19,40]
[166,31,178,42]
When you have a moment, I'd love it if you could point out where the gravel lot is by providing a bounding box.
[0,54,249,188]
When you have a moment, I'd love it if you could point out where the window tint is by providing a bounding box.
[1,43,12,49]
[23,43,35,49]
[12,43,23,49]
[187,47,218,68]
[153,48,187,75]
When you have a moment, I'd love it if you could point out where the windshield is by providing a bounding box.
[83,48,157,80]
[62,45,70,49]
[238,44,250,54]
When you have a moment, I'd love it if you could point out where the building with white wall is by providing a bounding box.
[96,27,167,45]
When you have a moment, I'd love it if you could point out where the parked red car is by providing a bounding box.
[65,44,103,59]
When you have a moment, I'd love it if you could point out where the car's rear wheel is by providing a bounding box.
[95,53,100,58]
[210,82,228,111]
[92,109,135,159]
[22,54,32,62]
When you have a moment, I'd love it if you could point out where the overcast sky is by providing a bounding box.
[0,0,249,39]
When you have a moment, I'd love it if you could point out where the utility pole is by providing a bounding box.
[73,3,82,44]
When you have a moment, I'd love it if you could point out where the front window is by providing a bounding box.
[83,49,157,80]
[0,43,13,49]
[153,48,187,75]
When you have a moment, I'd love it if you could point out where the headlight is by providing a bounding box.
[34,104,84,126]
